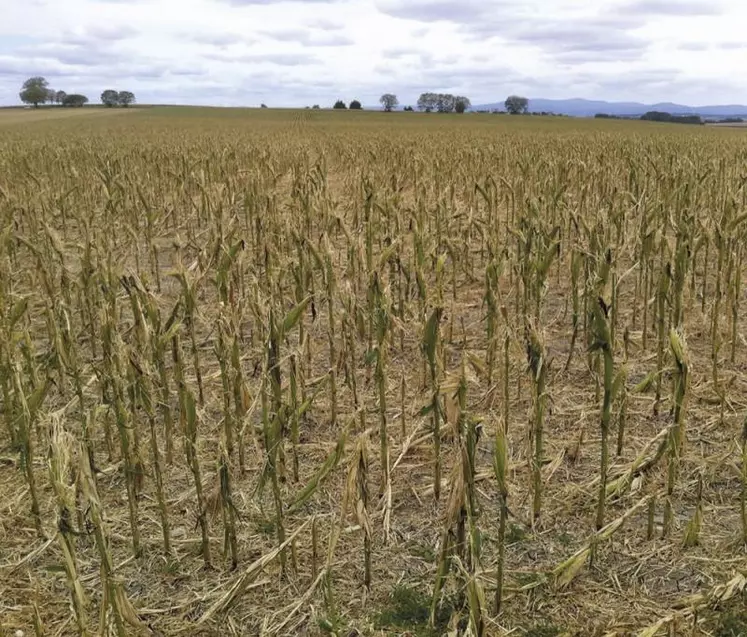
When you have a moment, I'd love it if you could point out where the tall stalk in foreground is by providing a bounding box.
[616,327,630,457]
[565,249,583,370]
[654,248,671,416]
[264,309,287,573]
[348,436,371,590]
[324,239,338,428]
[526,326,549,526]
[670,329,690,453]
[423,306,443,501]
[484,260,499,387]
[430,459,465,627]
[493,420,509,615]
[682,474,703,549]
[369,272,391,500]
[79,443,144,637]
[136,357,172,556]
[219,438,238,569]
[141,292,177,464]
[13,363,49,537]
[106,328,143,557]
[173,267,205,405]
[590,249,615,530]
[741,416,747,547]
[664,329,689,537]
[184,385,211,566]
[49,419,88,636]
[261,297,310,572]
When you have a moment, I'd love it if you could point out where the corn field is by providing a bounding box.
[1,108,747,636]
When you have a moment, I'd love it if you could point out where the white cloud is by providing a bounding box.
[1,0,746,107]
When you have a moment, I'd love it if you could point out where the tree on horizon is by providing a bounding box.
[505,95,529,114]
[379,93,399,112]
[19,77,49,107]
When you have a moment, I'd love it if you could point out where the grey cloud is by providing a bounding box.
[516,25,645,52]
[169,67,207,77]
[59,24,139,47]
[480,19,649,62]
[427,65,519,84]
[664,75,741,94]
[679,42,709,51]
[255,52,321,65]
[259,28,306,41]
[0,53,171,82]
[207,51,321,66]
[140,75,345,106]
[310,34,354,46]
[224,0,342,5]
[373,60,521,95]
[572,67,682,90]
[463,13,645,42]
[375,0,490,23]
[187,32,249,47]
[555,49,646,63]
[378,50,447,71]
[21,42,126,66]
[0,55,44,76]
[86,25,139,40]
[259,28,353,46]
[53,47,119,66]
[381,47,421,59]
[124,65,169,79]
[308,18,344,30]
[377,0,648,62]
[372,62,397,75]
[612,0,724,15]
[568,72,738,104]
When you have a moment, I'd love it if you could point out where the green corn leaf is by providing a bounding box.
[27,377,52,419]
[282,296,311,335]
[633,370,656,393]
[422,307,442,369]
[8,298,28,329]
[377,237,400,271]
[536,240,561,278]
[554,548,590,589]
[494,425,508,496]
[287,424,349,514]
[612,366,628,402]
[435,252,448,276]
[419,403,434,417]
[185,390,197,436]
[160,320,183,346]
[365,347,379,366]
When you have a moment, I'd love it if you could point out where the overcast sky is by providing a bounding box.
[1,0,746,107]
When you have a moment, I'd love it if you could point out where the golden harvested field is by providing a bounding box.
[1,107,747,637]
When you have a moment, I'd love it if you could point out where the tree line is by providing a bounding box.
[19,77,135,108]
[595,111,706,125]
[17,76,530,116]
[415,93,471,113]
[328,94,530,114]
[332,99,364,110]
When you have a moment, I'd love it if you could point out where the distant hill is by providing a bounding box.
[473,98,747,118]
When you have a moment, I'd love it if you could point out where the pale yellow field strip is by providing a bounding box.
[0,107,142,127]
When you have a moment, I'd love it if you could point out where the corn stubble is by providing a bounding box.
[1,109,746,636]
